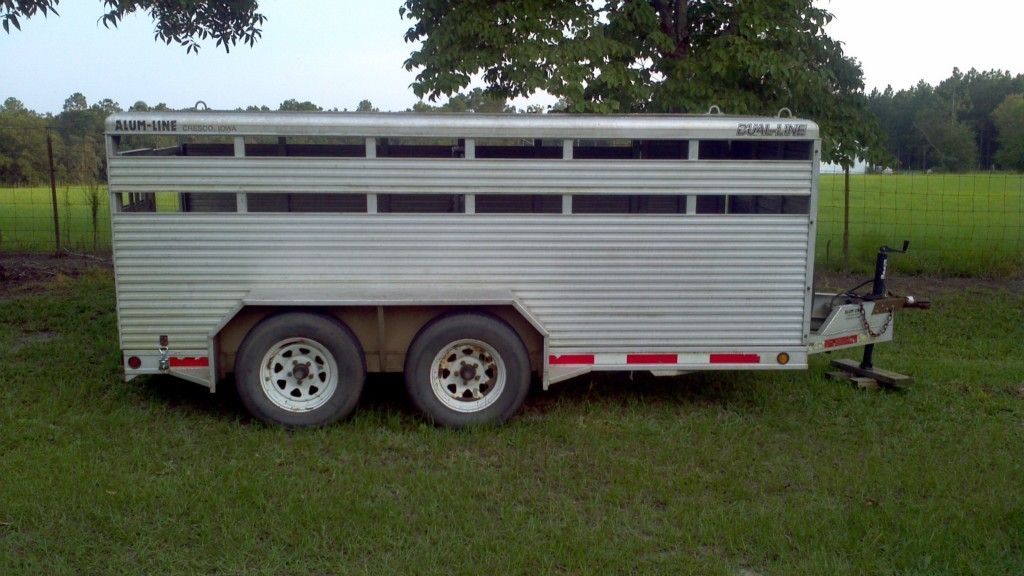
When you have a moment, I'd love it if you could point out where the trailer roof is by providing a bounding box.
[105,111,819,140]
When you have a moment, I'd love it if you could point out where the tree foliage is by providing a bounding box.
[0,97,51,184]
[914,102,978,172]
[0,93,129,185]
[409,88,515,113]
[356,99,379,112]
[868,68,1024,171]
[278,99,322,112]
[1,0,265,53]
[992,94,1024,171]
[400,0,887,167]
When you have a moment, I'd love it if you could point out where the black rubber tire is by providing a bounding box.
[234,311,365,428]
[404,311,530,427]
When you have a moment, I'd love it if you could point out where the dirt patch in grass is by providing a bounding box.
[8,329,60,353]
[815,271,1023,297]
[0,253,111,298]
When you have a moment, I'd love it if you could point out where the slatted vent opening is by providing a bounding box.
[572,195,687,214]
[118,192,182,213]
[475,194,562,214]
[696,195,810,214]
[377,138,463,158]
[475,138,562,159]
[378,194,464,213]
[245,136,365,157]
[248,194,367,212]
[698,140,812,160]
[116,135,235,156]
[573,139,689,160]
[182,193,237,212]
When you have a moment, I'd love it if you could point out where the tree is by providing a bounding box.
[401,0,888,167]
[278,99,322,112]
[868,83,935,170]
[914,103,978,172]
[409,88,515,113]
[949,69,1024,169]
[0,98,51,184]
[442,88,514,113]
[992,94,1024,171]
[356,99,379,112]
[867,69,1024,171]
[2,96,27,113]
[63,92,87,112]
[1,1,265,53]
[909,72,979,172]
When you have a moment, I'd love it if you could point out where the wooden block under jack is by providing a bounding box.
[829,358,913,388]
[825,371,880,390]
[850,376,880,390]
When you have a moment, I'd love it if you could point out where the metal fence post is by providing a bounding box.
[842,165,850,274]
[46,128,61,256]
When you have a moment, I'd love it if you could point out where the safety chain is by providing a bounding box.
[158,345,170,371]
[857,302,893,338]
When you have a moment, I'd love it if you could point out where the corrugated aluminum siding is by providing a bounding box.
[112,213,810,353]
[107,158,810,196]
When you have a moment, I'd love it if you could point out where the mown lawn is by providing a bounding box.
[0,272,1021,575]
[2,172,1023,276]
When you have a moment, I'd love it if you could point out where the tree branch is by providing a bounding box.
[673,0,688,57]
[651,0,689,59]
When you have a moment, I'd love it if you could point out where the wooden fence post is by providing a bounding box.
[46,128,61,256]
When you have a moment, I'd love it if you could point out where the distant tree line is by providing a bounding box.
[0,88,534,186]
[1,70,1022,185]
[867,68,1024,172]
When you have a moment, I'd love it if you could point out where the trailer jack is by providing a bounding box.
[825,241,930,390]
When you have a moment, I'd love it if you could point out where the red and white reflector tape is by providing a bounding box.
[548,352,764,366]
[708,353,760,364]
[626,354,678,364]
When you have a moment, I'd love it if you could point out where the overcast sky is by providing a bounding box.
[1,0,1022,113]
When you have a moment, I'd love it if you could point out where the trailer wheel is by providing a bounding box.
[404,312,530,427]
[234,312,365,428]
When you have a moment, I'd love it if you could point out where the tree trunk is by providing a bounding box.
[652,0,689,59]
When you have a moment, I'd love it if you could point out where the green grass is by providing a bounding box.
[2,172,1023,276]
[0,184,111,254]
[1,273,1022,574]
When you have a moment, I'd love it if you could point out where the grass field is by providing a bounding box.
[0,184,111,255]
[1,272,1022,574]
[817,173,1024,276]
[1,172,1022,276]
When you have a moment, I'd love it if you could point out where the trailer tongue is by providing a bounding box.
[809,241,930,388]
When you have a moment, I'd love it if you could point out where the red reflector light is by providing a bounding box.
[127,356,142,369]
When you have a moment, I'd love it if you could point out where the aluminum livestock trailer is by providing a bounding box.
[105,110,920,427]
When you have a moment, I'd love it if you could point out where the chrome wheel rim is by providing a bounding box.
[429,339,506,413]
[259,337,338,412]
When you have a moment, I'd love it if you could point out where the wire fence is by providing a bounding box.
[817,171,1023,277]
[0,182,110,256]
[1,172,1022,277]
